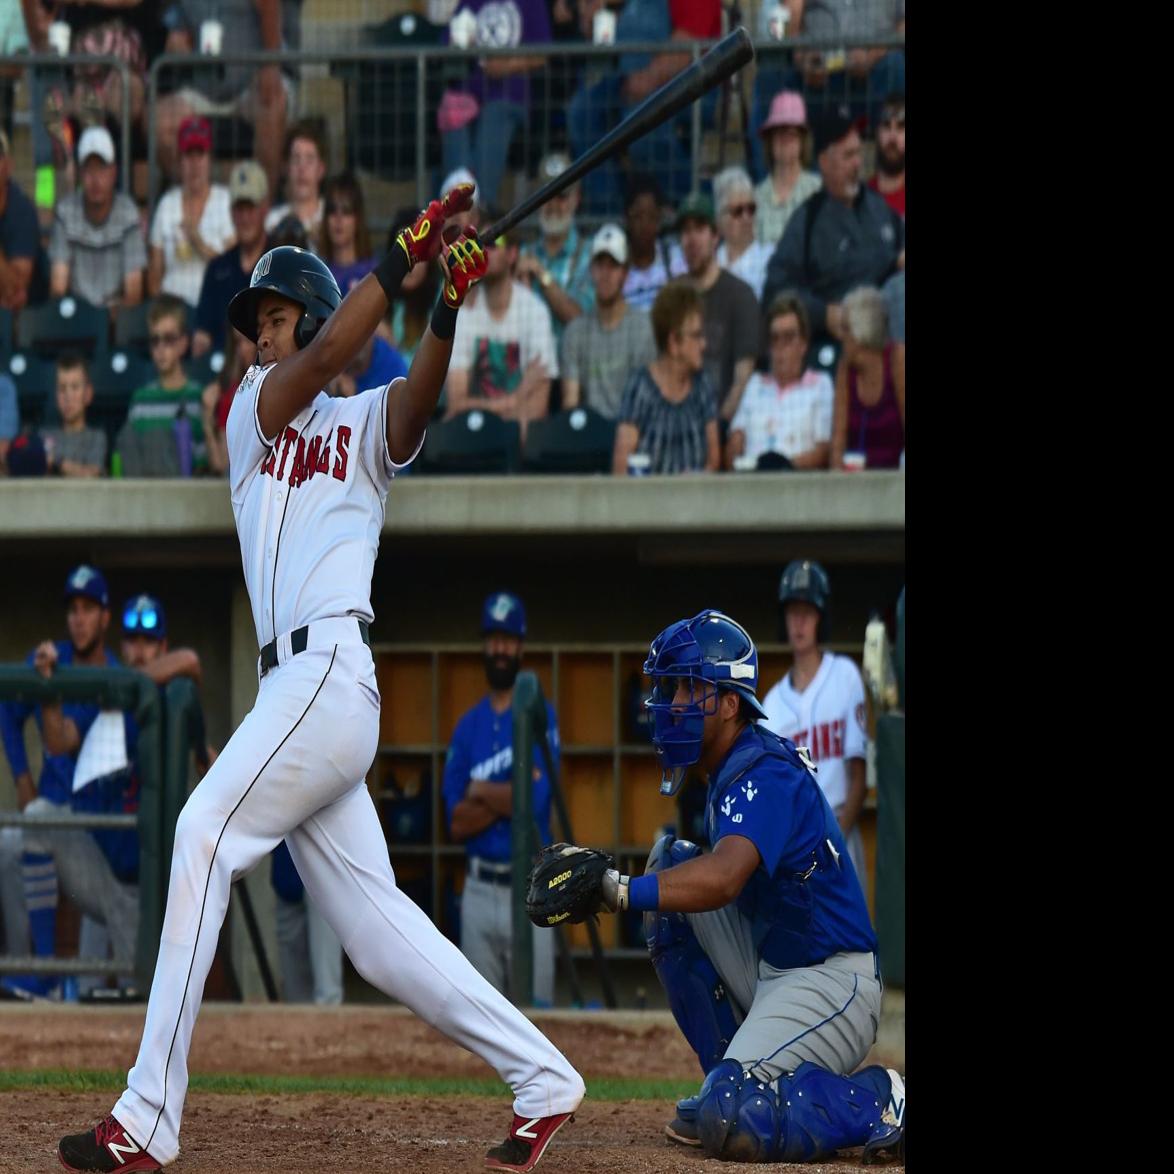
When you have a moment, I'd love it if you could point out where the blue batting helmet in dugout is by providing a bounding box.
[64,565,109,608]
[643,610,768,795]
[481,592,527,638]
[122,594,167,639]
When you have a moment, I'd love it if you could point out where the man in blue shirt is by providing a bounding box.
[556,609,905,1163]
[326,333,409,399]
[443,592,560,1005]
[0,566,139,998]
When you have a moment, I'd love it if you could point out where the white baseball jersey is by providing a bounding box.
[113,355,584,1165]
[761,653,867,811]
[227,364,418,647]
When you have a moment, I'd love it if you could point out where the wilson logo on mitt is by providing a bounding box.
[525,843,614,927]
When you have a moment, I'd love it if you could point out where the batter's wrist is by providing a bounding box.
[430,299,459,340]
[375,245,411,303]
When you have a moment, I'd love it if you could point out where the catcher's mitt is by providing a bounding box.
[525,843,615,927]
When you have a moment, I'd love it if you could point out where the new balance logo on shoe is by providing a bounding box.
[57,1113,161,1173]
[485,1110,575,1173]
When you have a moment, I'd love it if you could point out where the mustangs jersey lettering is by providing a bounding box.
[226,364,420,646]
[760,653,867,811]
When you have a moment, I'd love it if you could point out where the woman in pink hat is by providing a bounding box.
[754,91,823,246]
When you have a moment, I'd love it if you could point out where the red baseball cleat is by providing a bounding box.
[57,1114,161,1172]
[485,1111,575,1172]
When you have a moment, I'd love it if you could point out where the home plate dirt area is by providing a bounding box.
[0,1005,904,1172]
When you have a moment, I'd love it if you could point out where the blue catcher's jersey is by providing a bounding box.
[443,696,560,862]
[0,642,117,805]
[705,724,877,970]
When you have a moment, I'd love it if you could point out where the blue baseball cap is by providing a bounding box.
[481,591,527,638]
[63,565,109,608]
[122,593,167,639]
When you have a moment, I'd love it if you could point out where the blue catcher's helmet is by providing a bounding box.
[643,610,769,795]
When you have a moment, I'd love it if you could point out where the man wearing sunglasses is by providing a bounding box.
[676,193,762,425]
[0,566,138,1000]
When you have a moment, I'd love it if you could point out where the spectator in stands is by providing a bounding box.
[326,332,408,399]
[439,0,551,210]
[201,329,256,476]
[265,121,326,246]
[43,352,107,477]
[0,371,16,474]
[831,285,904,470]
[676,193,761,423]
[0,565,137,1000]
[754,91,822,246]
[561,223,654,421]
[378,207,444,367]
[154,0,289,196]
[762,106,904,350]
[1,128,47,312]
[725,293,832,471]
[869,93,904,219]
[50,126,145,307]
[147,116,234,308]
[622,173,685,312]
[569,0,721,212]
[192,160,270,357]
[787,0,906,128]
[515,153,591,340]
[612,282,719,475]
[318,172,377,295]
[120,294,207,476]
[713,166,773,301]
[447,216,558,438]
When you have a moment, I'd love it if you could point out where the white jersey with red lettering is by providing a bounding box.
[761,653,867,810]
[110,363,584,1165]
[761,653,868,878]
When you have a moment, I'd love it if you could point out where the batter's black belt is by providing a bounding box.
[260,619,371,677]
[468,857,513,886]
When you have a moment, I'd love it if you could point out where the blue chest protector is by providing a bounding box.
[705,725,876,971]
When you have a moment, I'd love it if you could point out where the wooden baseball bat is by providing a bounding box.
[481,26,755,241]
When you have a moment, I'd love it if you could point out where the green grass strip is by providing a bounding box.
[0,1069,696,1102]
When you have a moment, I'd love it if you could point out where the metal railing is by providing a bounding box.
[146,34,904,220]
[0,53,133,195]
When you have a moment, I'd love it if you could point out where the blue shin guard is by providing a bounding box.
[697,1060,897,1163]
[643,834,739,1074]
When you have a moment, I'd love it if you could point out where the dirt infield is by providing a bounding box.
[0,1005,905,1173]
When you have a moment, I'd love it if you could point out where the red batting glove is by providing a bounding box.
[442,229,488,309]
[394,182,476,268]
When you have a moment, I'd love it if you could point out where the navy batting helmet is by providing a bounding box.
[227,246,342,350]
[778,559,831,643]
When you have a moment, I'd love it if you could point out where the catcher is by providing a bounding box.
[526,610,905,1164]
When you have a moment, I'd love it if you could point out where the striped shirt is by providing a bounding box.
[617,366,717,474]
[126,379,208,472]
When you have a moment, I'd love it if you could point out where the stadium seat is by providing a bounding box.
[84,350,159,438]
[112,302,152,357]
[16,296,110,361]
[521,407,615,473]
[0,308,13,365]
[186,350,224,390]
[6,351,57,427]
[417,410,520,474]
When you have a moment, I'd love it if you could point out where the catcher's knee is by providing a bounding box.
[644,837,737,1075]
[696,1061,893,1163]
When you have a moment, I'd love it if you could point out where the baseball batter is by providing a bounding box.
[57,185,585,1174]
[762,560,869,882]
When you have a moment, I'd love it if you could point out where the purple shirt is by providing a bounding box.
[329,256,378,296]
[847,344,904,469]
[448,0,551,107]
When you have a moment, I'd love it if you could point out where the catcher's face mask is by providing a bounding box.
[644,671,720,794]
